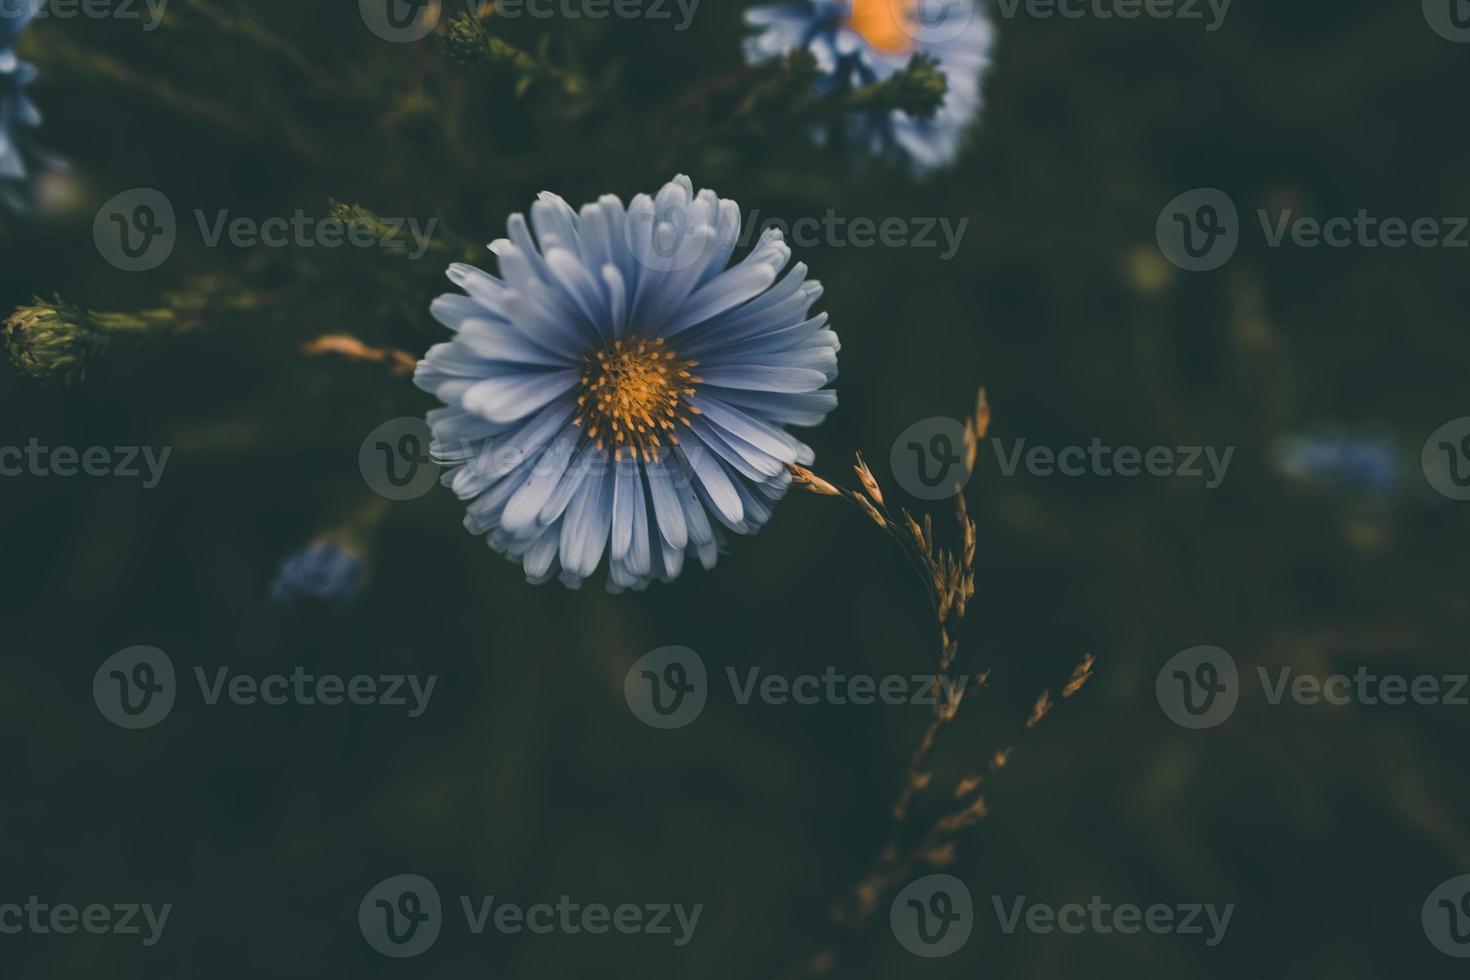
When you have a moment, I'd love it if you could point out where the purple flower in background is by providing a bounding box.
[416,175,839,591]
[744,0,994,172]
[270,541,366,606]
[0,0,41,198]
[1274,432,1402,496]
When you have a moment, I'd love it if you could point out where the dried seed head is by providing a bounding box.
[790,464,841,496]
[854,452,885,508]
[854,493,886,528]
[1063,653,1097,699]
[971,387,991,440]
[953,773,985,799]
[916,840,958,868]
[1025,689,1053,729]
[902,510,926,549]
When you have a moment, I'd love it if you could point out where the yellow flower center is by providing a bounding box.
[575,337,700,458]
[846,0,916,54]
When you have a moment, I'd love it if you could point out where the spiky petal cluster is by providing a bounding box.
[415,176,839,590]
[743,0,994,172]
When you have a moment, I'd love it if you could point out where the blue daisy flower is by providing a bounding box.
[269,541,366,606]
[416,175,839,591]
[0,1,37,56]
[1274,432,1401,497]
[1,0,42,197]
[744,0,994,172]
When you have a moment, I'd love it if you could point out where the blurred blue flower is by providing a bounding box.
[1,0,41,200]
[0,0,35,48]
[416,175,839,591]
[1274,432,1401,496]
[744,0,993,172]
[269,541,365,606]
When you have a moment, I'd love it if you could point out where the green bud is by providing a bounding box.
[892,54,948,121]
[3,298,104,385]
[847,54,948,120]
[439,12,585,97]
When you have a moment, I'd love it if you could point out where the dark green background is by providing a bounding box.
[2,0,1467,976]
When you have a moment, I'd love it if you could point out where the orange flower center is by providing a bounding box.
[846,0,917,54]
[575,337,700,458]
